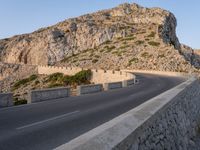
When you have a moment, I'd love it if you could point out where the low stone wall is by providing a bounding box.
[91,69,135,84]
[38,66,82,76]
[38,65,135,84]
[104,82,122,91]
[55,77,200,150]
[28,87,70,103]
[77,84,103,95]
[0,93,13,107]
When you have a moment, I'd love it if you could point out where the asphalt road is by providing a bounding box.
[0,73,185,150]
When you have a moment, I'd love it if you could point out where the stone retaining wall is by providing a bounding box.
[28,87,70,103]
[38,66,135,84]
[55,77,200,150]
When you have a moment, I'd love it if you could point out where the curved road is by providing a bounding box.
[0,73,185,150]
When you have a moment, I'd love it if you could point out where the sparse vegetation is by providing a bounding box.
[112,50,125,56]
[147,31,156,38]
[92,59,99,63]
[61,54,78,62]
[45,70,92,87]
[105,45,116,53]
[14,98,27,106]
[141,52,149,58]
[135,40,144,45]
[101,40,112,45]
[128,58,139,66]
[145,38,150,41]
[148,41,160,46]
[94,55,100,58]
[34,80,40,85]
[158,54,165,58]
[120,36,135,42]
[119,45,129,49]
[124,36,135,41]
[12,74,38,90]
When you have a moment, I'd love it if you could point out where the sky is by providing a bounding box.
[0,0,199,49]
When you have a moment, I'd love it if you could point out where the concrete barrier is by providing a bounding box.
[135,79,139,84]
[55,78,199,150]
[77,84,103,95]
[0,93,13,107]
[28,87,70,103]
[104,82,122,91]
[122,79,135,87]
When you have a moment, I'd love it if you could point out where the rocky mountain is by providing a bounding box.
[0,3,199,72]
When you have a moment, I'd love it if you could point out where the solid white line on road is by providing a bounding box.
[16,110,80,130]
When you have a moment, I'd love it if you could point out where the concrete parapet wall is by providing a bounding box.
[55,77,200,150]
[104,82,122,91]
[37,66,135,84]
[38,66,82,76]
[91,69,135,84]
[0,93,13,107]
[77,84,103,95]
[122,79,135,87]
[28,87,70,103]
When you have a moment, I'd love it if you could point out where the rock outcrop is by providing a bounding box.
[0,3,199,72]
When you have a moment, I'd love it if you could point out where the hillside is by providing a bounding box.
[0,3,199,72]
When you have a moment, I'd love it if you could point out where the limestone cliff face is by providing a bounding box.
[0,3,181,65]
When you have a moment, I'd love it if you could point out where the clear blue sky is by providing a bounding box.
[0,0,199,49]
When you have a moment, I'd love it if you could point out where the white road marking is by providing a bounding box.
[16,110,80,130]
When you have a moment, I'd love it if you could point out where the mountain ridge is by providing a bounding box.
[0,3,199,72]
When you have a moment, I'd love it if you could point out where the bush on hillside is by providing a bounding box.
[12,74,38,90]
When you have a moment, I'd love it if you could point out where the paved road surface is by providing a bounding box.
[0,73,185,150]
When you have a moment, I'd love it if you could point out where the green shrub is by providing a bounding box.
[135,40,144,45]
[62,70,92,86]
[61,54,78,62]
[119,45,129,49]
[35,80,40,84]
[92,59,98,63]
[147,32,156,38]
[47,72,64,82]
[101,40,112,45]
[99,49,105,53]
[148,41,160,46]
[145,38,150,41]
[12,74,38,90]
[94,55,100,58]
[141,52,149,58]
[124,36,135,41]
[29,75,38,81]
[89,53,94,57]
[72,59,78,63]
[128,58,139,66]
[112,50,125,56]
[14,98,27,106]
[105,46,116,53]
[73,70,92,84]
[158,54,165,58]
[48,83,63,88]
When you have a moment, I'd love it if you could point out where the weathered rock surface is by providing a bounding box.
[0,3,199,73]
